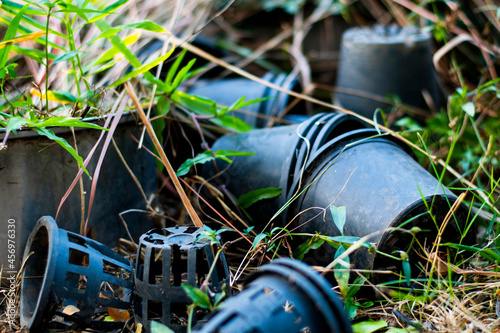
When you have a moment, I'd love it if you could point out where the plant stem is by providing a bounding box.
[45,8,51,115]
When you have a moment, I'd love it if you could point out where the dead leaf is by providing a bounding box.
[62,304,80,316]
[108,307,130,321]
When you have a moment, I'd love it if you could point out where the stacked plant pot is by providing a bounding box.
[203,113,474,283]
[335,25,438,119]
[0,113,157,275]
[185,72,304,128]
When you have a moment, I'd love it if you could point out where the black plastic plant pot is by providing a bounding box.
[134,226,230,332]
[287,128,474,283]
[202,113,368,224]
[185,72,302,128]
[193,258,352,333]
[20,216,134,330]
[0,113,157,276]
[335,24,438,119]
[203,114,474,284]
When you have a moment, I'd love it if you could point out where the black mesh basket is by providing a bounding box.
[20,216,134,330]
[193,258,352,333]
[134,226,230,332]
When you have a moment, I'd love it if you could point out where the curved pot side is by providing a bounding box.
[203,123,302,223]
[335,30,438,118]
[0,116,157,274]
[290,138,473,279]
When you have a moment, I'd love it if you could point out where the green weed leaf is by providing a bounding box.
[330,205,346,236]
[252,233,268,250]
[176,151,214,176]
[352,320,388,333]
[0,4,29,68]
[402,259,411,287]
[322,235,370,248]
[334,245,350,299]
[51,50,80,65]
[150,320,175,333]
[181,284,212,309]
[6,117,27,132]
[93,21,167,41]
[344,297,358,319]
[238,187,282,209]
[110,48,174,89]
[462,101,476,117]
[170,58,196,93]
[441,243,500,263]
[293,236,325,260]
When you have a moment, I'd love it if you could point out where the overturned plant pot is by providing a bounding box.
[134,226,230,333]
[20,216,134,330]
[193,258,352,333]
[335,24,438,119]
[0,113,157,277]
[203,113,368,223]
[203,113,474,284]
[185,72,302,128]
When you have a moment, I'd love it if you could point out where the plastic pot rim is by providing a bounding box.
[245,258,352,333]
[20,216,60,330]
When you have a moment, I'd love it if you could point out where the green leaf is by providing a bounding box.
[402,260,412,287]
[6,117,27,132]
[150,320,175,333]
[51,50,80,65]
[322,235,370,247]
[386,327,420,333]
[87,0,129,22]
[93,34,139,66]
[244,226,255,235]
[216,114,252,132]
[30,117,108,131]
[293,236,325,261]
[344,297,358,319]
[181,283,212,309]
[0,4,29,68]
[462,101,476,117]
[441,242,500,263]
[352,320,388,333]
[11,46,54,64]
[176,151,214,176]
[347,275,367,299]
[214,150,256,159]
[35,128,90,177]
[170,58,196,93]
[50,90,77,103]
[92,21,168,42]
[330,205,346,236]
[237,187,282,209]
[109,47,175,89]
[334,245,350,299]
[252,233,268,250]
[165,48,187,86]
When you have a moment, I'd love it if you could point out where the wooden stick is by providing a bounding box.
[125,81,204,228]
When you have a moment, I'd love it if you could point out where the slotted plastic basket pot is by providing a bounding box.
[193,258,352,333]
[134,226,230,332]
[20,216,134,330]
